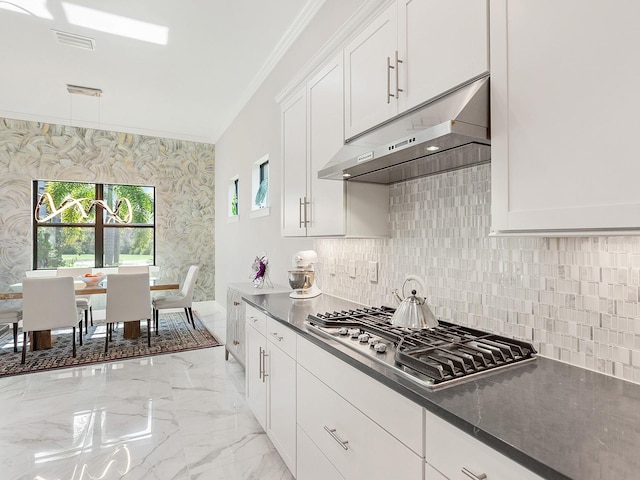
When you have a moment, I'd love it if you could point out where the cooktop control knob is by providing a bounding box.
[368,338,380,346]
[337,327,348,336]
[348,328,360,338]
[373,343,387,353]
[358,333,370,343]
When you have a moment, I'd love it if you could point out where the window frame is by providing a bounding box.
[32,180,156,269]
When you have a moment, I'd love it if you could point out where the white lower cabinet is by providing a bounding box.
[424,410,542,480]
[225,286,246,366]
[245,304,297,476]
[296,336,423,480]
[266,319,297,474]
[245,308,267,429]
[297,334,423,455]
[297,365,423,480]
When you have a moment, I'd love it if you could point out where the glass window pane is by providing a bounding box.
[103,184,154,225]
[103,226,154,267]
[36,227,95,269]
[35,180,96,224]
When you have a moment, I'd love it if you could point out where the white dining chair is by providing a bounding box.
[105,273,152,351]
[152,265,199,333]
[56,267,94,333]
[0,307,22,353]
[21,276,82,364]
[118,265,150,274]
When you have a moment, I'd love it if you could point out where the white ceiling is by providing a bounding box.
[0,0,324,143]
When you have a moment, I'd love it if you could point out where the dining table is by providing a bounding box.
[0,279,180,349]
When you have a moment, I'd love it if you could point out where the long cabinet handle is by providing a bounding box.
[323,426,349,450]
[298,197,310,228]
[303,196,309,227]
[299,197,304,228]
[395,50,403,98]
[262,350,269,382]
[461,467,487,480]
[258,346,263,380]
[387,56,393,103]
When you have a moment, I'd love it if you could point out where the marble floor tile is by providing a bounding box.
[0,301,292,480]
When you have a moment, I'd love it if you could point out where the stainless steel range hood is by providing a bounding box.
[318,75,490,184]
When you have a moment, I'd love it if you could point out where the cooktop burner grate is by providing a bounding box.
[307,306,395,328]
[395,326,536,384]
[306,307,537,389]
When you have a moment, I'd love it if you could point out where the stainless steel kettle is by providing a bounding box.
[391,275,438,329]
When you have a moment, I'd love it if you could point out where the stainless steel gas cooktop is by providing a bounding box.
[306,306,537,390]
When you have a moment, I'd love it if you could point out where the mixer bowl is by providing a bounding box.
[288,270,314,290]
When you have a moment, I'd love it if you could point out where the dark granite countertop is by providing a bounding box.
[242,292,640,480]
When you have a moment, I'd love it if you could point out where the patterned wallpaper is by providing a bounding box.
[315,164,640,384]
[0,118,214,301]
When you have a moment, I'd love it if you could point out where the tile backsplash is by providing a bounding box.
[315,164,640,384]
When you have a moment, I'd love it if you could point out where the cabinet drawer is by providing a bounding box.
[245,304,267,335]
[297,365,423,480]
[297,425,345,480]
[297,335,422,455]
[266,317,296,359]
[425,410,542,480]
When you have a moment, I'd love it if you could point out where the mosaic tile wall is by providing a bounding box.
[0,118,215,301]
[315,164,640,384]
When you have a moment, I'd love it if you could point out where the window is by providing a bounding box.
[228,176,239,221]
[251,154,270,218]
[33,180,155,269]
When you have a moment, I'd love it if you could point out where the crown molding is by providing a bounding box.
[274,0,392,104]
[212,0,327,142]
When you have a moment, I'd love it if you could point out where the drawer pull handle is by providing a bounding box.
[250,316,258,322]
[270,332,284,341]
[324,426,349,450]
[233,301,241,306]
[461,467,487,480]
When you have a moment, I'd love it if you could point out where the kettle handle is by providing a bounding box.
[402,274,427,301]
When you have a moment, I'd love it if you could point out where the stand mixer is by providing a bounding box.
[288,250,322,299]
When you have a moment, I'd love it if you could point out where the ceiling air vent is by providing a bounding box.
[52,30,95,50]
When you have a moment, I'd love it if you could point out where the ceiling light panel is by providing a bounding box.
[0,0,52,19]
[53,30,96,50]
[61,3,169,45]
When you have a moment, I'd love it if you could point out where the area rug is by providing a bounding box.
[0,311,221,378]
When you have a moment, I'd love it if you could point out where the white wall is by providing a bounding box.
[214,0,369,301]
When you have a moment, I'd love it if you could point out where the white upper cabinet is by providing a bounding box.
[345,0,489,140]
[491,0,640,234]
[281,53,389,238]
[344,2,398,139]
[306,55,347,237]
[397,0,489,113]
[281,89,308,237]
